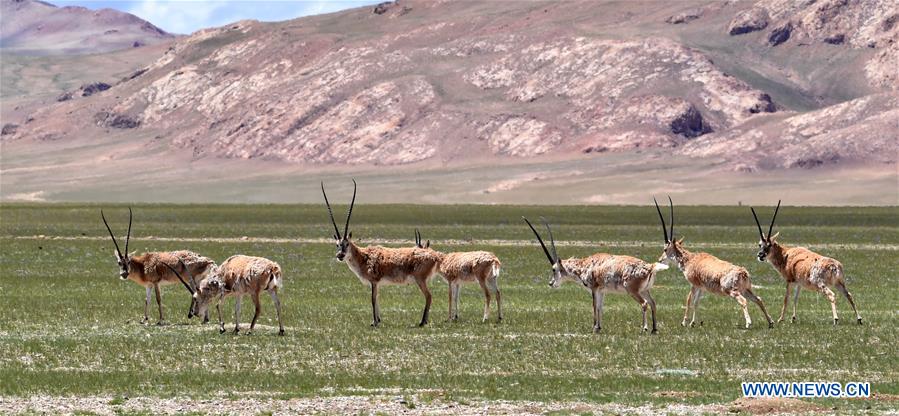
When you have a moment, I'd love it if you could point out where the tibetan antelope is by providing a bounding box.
[170,255,285,335]
[414,229,503,323]
[751,201,862,325]
[322,180,441,327]
[654,197,774,329]
[101,208,216,325]
[523,217,666,334]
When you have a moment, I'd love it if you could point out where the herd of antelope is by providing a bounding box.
[99,181,862,335]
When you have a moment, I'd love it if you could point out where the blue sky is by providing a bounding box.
[53,1,382,34]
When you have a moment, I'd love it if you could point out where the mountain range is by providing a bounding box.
[1,0,896,204]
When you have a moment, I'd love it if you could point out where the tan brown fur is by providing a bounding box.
[192,255,284,335]
[436,251,502,323]
[342,241,441,326]
[763,239,860,324]
[661,239,774,329]
[525,217,663,333]
[556,253,665,333]
[751,202,861,325]
[324,180,441,327]
[119,250,216,324]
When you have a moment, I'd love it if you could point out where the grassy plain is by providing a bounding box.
[0,203,896,413]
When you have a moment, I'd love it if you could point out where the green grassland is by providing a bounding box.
[0,203,897,412]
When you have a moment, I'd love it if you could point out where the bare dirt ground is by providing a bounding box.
[0,394,867,415]
[1,134,896,205]
[0,394,730,415]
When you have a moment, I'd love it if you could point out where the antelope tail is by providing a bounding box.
[491,260,501,279]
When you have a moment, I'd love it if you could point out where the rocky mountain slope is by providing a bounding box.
[1,0,897,204]
[0,0,173,54]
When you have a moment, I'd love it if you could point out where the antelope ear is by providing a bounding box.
[769,232,779,241]
[677,237,685,244]
[333,233,339,240]
[348,232,352,239]
[425,240,430,248]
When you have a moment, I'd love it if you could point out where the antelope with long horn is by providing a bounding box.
[414,229,503,323]
[654,197,774,329]
[170,255,285,335]
[101,208,216,324]
[523,217,666,334]
[751,201,862,325]
[323,180,441,327]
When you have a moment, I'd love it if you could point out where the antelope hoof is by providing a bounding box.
[791,316,797,324]
[651,328,658,335]
[681,320,687,327]
[592,326,601,334]
[219,327,226,334]
[689,321,696,328]
[156,320,165,326]
[768,321,775,329]
[202,317,209,324]
[233,328,240,335]
[642,326,648,333]
[833,318,839,326]
[140,318,149,325]
[370,321,380,327]
[278,329,285,336]
[418,321,428,327]
[777,317,785,323]
[857,318,863,325]
[745,323,752,329]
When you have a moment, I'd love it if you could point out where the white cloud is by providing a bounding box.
[127,0,230,34]
[125,1,380,35]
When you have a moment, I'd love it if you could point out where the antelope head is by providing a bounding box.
[751,200,781,262]
[322,179,356,261]
[414,228,430,249]
[191,275,224,319]
[101,207,133,280]
[523,216,568,288]
[654,196,684,265]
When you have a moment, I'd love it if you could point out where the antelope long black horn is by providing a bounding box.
[124,206,133,256]
[653,197,669,244]
[321,181,341,239]
[540,216,559,262]
[667,195,674,241]
[767,199,781,240]
[343,178,357,239]
[165,260,194,295]
[100,209,125,260]
[523,216,555,265]
[750,207,766,241]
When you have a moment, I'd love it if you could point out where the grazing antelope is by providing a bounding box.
[322,180,441,327]
[751,201,862,325]
[654,197,774,329]
[414,230,503,323]
[523,217,666,334]
[101,208,216,325]
[172,255,285,335]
